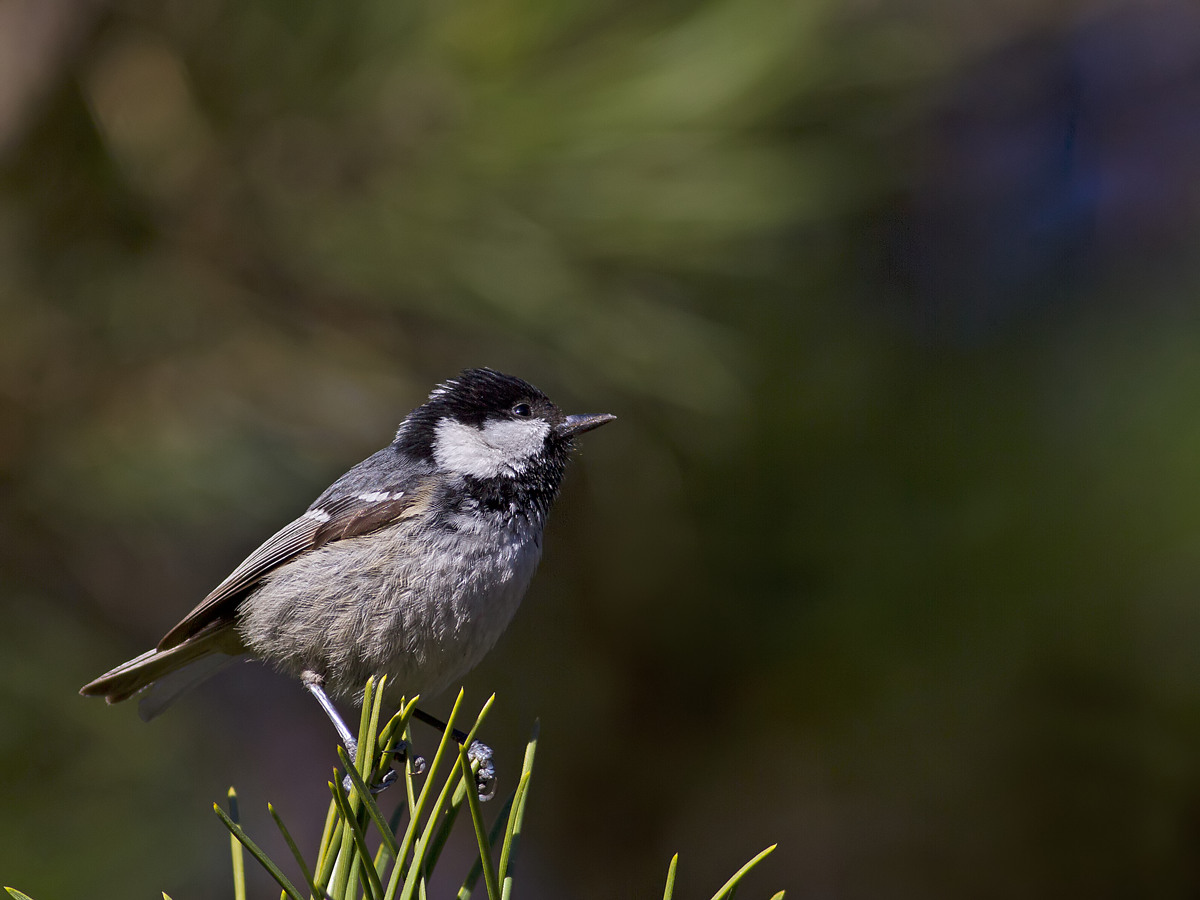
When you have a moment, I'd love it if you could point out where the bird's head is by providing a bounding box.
[395,368,615,479]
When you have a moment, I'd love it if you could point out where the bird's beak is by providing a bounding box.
[558,413,617,438]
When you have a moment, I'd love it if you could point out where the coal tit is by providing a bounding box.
[81,368,614,785]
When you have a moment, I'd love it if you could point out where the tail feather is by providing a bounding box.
[137,653,239,721]
[80,627,241,705]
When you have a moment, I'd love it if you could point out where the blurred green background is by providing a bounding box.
[5,0,1200,896]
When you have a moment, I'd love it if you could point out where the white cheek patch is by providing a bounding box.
[433,417,551,478]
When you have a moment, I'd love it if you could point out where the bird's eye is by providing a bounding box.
[511,402,532,418]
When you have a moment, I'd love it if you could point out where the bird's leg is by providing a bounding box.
[302,671,358,760]
[412,707,496,801]
[303,671,407,793]
[412,707,470,745]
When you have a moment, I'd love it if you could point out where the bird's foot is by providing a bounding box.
[396,742,428,776]
[339,740,425,795]
[468,740,496,802]
[371,768,399,794]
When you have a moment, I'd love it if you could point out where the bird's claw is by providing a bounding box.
[338,740,419,795]
[371,768,399,794]
[392,741,427,775]
[366,740,426,792]
[341,738,490,799]
[468,740,496,802]
[342,767,399,795]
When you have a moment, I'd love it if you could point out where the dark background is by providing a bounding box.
[4,0,1200,897]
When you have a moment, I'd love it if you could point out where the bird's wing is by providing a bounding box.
[156,480,437,650]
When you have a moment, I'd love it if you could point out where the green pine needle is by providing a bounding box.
[192,686,778,900]
[9,684,782,900]
[226,788,246,900]
[459,746,501,900]
[213,803,306,900]
[400,736,474,900]
[457,790,518,899]
[709,844,778,900]
[662,854,679,900]
[6,685,784,900]
[329,777,385,900]
[498,720,538,900]
[268,802,321,899]
[337,744,402,858]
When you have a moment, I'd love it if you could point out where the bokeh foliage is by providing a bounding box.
[4,0,1200,897]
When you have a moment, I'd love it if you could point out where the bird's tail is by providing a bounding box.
[79,626,242,719]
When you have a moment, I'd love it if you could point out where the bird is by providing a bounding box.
[80,367,614,791]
